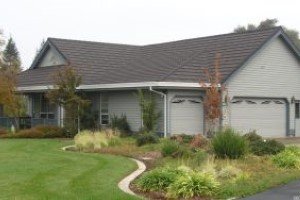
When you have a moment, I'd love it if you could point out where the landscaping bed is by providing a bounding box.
[69,129,300,200]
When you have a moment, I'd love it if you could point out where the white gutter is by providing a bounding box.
[149,86,167,138]
[17,82,202,92]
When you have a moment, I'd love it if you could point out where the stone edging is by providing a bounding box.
[61,145,146,197]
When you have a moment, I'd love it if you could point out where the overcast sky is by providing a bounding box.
[0,0,299,69]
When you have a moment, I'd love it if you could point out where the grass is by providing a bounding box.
[0,139,140,200]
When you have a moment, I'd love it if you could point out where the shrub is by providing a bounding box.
[212,128,248,159]
[137,167,184,192]
[167,171,219,198]
[161,140,180,157]
[34,125,66,138]
[0,127,8,135]
[2,125,67,138]
[243,131,262,142]
[136,133,159,146]
[190,134,209,149]
[249,139,285,156]
[110,114,132,137]
[170,134,194,144]
[243,131,285,156]
[13,128,43,138]
[272,146,300,169]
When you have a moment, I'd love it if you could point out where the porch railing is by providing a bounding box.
[0,117,60,129]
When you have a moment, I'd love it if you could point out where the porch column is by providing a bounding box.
[57,105,65,127]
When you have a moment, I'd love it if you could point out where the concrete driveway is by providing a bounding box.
[241,180,300,200]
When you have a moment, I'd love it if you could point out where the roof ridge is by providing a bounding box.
[47,27,282,49]
[144,27,282,47]
[48,37,141,48]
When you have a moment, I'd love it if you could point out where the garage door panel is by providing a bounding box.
[230,99,286,137]
[171,97,203,135]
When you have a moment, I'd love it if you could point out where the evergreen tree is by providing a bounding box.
[234,18,300,49]
[2,37,21,71]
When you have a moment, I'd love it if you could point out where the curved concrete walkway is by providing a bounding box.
[62,145,146,197]
[118,158,146,196]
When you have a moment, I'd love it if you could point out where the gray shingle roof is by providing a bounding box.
[18,27,285,87]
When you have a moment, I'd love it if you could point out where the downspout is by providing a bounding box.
[149,86,167,138]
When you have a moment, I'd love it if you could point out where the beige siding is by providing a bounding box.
[225,37,300,136]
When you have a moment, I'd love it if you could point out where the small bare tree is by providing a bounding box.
[200,54,225,137]
[46,66,89,135]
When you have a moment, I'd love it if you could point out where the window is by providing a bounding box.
[296,103,300,119]
[40,95,55,119]
[101,94,109,125]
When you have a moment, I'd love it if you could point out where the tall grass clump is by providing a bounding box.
[167,171,219,198]
[212,128,248,159]
[74,129,120,151]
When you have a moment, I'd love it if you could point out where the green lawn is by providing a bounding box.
[0,139,139,200]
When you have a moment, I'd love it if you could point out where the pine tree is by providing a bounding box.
[2,37,21,71]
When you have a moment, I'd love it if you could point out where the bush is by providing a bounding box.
[250,139,285,156]
[190,134,209,149]
[161,140,180,157]
[110,114,132,137]
[243,131,262,142]
[136,133,159,146]
[212,128,248,159]
[167,171,219,198]
[272,146,300,169]
[2,125,67,138]
[170,134,194,144]
[193,150,208,166]
[244,131,285,155]
[0,127,8,135]
[137,167,184,192]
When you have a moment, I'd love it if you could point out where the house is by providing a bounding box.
[16,27,300,138]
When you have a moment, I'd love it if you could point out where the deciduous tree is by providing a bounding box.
[0,69,26,129]
[200,54,224,137]
[46,66,89,134]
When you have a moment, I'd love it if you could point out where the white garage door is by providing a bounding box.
[230,98,286,137]
[170,96,204,135]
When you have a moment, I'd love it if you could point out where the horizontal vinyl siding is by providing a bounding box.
[108,91,142,132]
[227,37,300,98]
[226,37,300,136]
